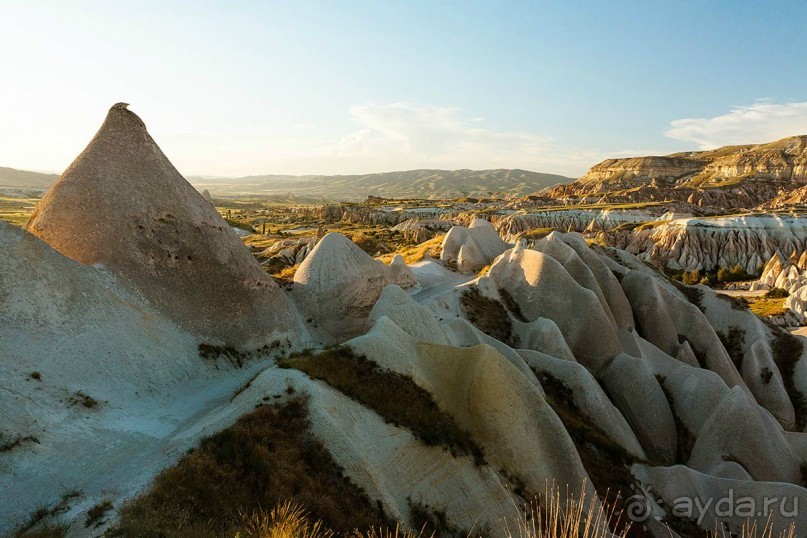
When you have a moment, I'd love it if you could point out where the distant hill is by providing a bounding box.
[188,169,574,201]
[546,135,807,209]
[0,167,59,189]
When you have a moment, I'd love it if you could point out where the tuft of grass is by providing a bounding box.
[460,286,515,346]
[0,433,39,452]
[238,501,335,538]
[116,396,391,537]
[68,391,99,409]
[505,481,630,538]
[85,500,113,528]
[278,347,485,465]
[14,523,69,538]
[29,371,41,381]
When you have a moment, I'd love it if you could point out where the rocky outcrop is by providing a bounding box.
[548,135,807,209]
[292,232,416,342]
[605,215,807,274]
[26,103,304,348]
[440,219,510,272]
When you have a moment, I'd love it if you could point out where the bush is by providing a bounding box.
[768,288,790,299]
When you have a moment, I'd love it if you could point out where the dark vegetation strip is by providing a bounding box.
[655,375,696,465]
[535,372,648,537]
[115,396,392,537]
[278,347,485,465]
[769,327,807,431]
[459,286,517,346]
[539,371,706,537]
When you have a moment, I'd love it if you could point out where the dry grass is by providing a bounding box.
[278,347,484,464]
[748,297,789,318]
[116,396,390,537]
[235,481,632,538]
[460,287,515,346]
[270,264,299,284]
[503,482,629,538]
[376,235,445,265]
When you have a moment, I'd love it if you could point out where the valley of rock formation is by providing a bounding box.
[4,105,807,538]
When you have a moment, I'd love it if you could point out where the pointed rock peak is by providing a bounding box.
[27,105,304,347]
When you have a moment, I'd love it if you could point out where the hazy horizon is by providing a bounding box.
[2,1,806,178]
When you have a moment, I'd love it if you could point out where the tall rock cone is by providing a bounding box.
[27,103,304,347]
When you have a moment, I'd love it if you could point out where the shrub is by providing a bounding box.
[279,348,484,465]
[768,288,790,299]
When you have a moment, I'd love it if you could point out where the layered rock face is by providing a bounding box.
[26,104,304,347]
[549,135,807,208]
[606,215,807,273]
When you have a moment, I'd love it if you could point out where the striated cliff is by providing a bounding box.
[549,135,807,209]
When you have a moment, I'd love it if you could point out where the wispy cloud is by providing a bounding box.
[665,101,807,149]
[326,103,616,176]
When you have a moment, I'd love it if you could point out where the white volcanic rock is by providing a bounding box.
[513,318,576,361]
[637,335,731,436]
[439,317,542,388]
[292,232,415,342]
[601,353,677,464]
[558,233,635,330]
[520,350,646,460]
[688,387,802,483]
[369,285,449,344]
[488,244,622,375]
[236,367,520,536]
[0,221,261,533]
[348,318,596,502]
[621,272,748,392]
[388,253,418,288]
[533,232,618,329]
[696,289,795,428]
[609,214,807,274]
[634,464,807,534]
[26,103,304,348]
[441,219,510,272]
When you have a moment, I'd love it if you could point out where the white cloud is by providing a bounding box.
[325,103,610,176]
[666,101,807,149]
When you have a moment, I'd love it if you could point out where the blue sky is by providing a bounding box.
[1,0,806,177]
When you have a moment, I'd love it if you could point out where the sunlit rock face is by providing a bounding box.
[26,103,305,347]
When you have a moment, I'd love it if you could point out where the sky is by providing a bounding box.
[1,1,806,178]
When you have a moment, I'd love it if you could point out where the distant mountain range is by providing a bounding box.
[0,167,59,189]
[0,166,573,201]
[187,169,574,201]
